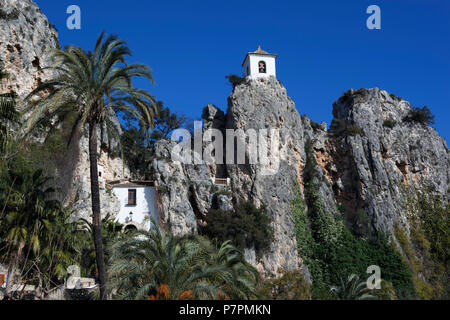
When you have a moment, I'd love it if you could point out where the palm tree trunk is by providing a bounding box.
[88,120,107,300]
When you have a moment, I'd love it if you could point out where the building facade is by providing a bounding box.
[242,45,278,80]
[108,181,159,231]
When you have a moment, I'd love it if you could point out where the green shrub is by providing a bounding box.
[371,280,398,300]
[258,269,311,300]
[403,106,435,126]
[225,74,247,89]
[389,93,402,101]
[329,119,363,137]
[201,201,273,257]
[396,189,450,299]
[383,119,397,129]
[339,88,369,104]
[309,120,322,131]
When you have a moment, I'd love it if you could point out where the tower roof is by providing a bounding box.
[242,45,278,66]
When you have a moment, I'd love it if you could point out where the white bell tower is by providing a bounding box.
[242,45,278,80]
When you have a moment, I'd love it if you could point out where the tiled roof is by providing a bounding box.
[106,180,155,188]
[242,45,278,66]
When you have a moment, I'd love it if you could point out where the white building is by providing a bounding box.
[242,45,278,80]
[108,181,159,231]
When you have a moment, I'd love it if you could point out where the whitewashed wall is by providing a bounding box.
[244,54,277,79]
[112,186,159,230]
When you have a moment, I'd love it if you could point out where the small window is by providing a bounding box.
[128,189,137,205]
[99,171,102,177]
[247,66,250,75]
[258,61,266,73]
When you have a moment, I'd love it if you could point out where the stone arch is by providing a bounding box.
[123,223,138,233]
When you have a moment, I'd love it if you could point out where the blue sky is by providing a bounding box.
[35,0,450,141]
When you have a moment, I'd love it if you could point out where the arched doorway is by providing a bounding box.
[123,224,138,233]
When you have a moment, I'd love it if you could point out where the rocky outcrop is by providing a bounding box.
[64,108,131,219]
[151,140,214,235]
[0,0,129,222]
[316,88,449,234]
[0,0,59,100]
[222,77,310,275]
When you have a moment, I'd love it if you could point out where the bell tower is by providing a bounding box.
[242,45,278,80]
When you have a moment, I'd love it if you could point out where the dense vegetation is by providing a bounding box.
[200,201,273,258]
[394,187,449,299]
[120,101,188,178]
[108,227,259,300]
[257,269,311,300]
[0,153,125,299]
[291,140,415,299]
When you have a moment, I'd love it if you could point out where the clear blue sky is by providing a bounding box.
[35,0,450,141]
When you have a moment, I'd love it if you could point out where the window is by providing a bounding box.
[258,61,266,73]
[128,189,137,205]
[247,66,250,75]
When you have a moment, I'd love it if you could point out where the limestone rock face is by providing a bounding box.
[0,0,129,222]
[151,140,214,236]
[223,77,309,275]
[0,0,59,99]
[321,88,449,233]
[67,116,130,221]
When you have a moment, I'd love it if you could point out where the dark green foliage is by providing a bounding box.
[309,119,322,131]
[0,68,18,157]
[120,102,189,177]
[258,269,311,300]
[403,106,435,126]
[329,119,363,137]
[201,202,273,257]
[397,189,450,299]
[383,119,397,129]
[0,156,82,294]
[150,101,189,144]
[389,93,402,101]
[339,88,369,104]
[108,228,259,300]
[120,127,152,178]
[330,274,376,300]
[77,214,124,279]
[225,74,247,89]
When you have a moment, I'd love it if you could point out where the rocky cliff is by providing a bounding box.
[0,0,129,221]
[153,77,448,281]
[0,0,59,99]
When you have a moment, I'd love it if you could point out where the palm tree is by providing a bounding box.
[0,68,18,160]
[0,162,63,298]
[108,226,259,300]
[78,214,124,278]
[23,33,157,299]
[330,274,377,300]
